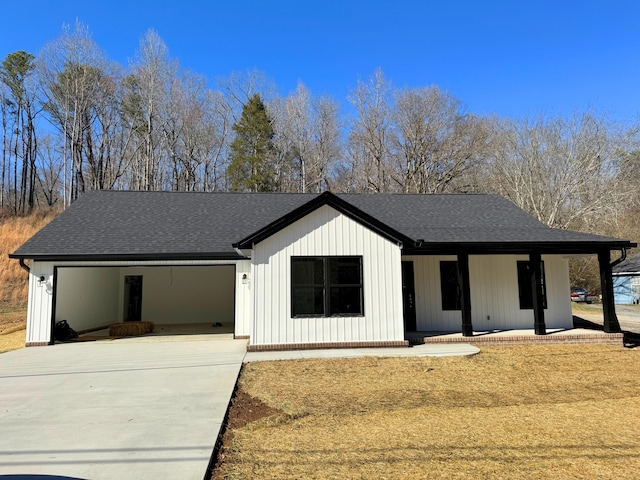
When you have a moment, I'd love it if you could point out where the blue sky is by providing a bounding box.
[1,0,639,123]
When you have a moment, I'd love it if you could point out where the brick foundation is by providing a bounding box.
[26,342,50,347]
[247,340,409,352]
[424,333,624,346]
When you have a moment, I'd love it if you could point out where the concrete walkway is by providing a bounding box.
[0,337,476,480]
[244,342,479,362]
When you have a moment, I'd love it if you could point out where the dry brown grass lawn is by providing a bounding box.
[0,328,26,353]
[216,345,640,479]
[0,308,27,353]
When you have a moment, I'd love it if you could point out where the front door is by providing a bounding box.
[402,261,417,331]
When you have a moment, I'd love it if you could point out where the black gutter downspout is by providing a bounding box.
[610,248,627,269]
[599,250,621,333]
[18,258,30,273]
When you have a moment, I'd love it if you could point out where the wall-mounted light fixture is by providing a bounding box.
[242,273,248,284]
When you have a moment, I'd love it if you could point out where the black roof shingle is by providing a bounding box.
[10,190,634,260]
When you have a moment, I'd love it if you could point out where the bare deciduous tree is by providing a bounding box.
[38,21,118,202]
[487,113,637,230]
[129,29,179,190]
[347,69,393,193]
[271,82,341,193]
[389,86,494,194]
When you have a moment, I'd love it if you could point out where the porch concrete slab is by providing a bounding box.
[421,327,624,346]
[0,338,247,480]
[244,343,479,362]
[423,328,614,339]
[424,328,607,339]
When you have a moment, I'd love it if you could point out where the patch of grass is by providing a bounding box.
[571,301,601,313]
[0,308,27,354]
[0,328,25,353]
[0,307,26,333]
[216,345,640,479]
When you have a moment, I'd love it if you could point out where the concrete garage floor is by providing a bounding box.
[0,337,246,479]
[84,322,235,339]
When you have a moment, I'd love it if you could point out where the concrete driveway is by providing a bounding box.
[0,336,247,480]
[573,303,640,334]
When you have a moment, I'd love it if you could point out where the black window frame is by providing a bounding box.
[291,256,364,317]
[440,261,461,311]
[517,260,548,310]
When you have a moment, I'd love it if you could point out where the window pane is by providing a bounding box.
[329,286,363,315]
[292,287,324,315]
[440,261,461,310]
[328,257,361,284]
[291,256,364,317]
[292,258,324,285]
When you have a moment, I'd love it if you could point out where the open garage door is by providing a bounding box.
[54,265,236,334]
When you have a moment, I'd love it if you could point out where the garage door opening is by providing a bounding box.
[53,265,236,338]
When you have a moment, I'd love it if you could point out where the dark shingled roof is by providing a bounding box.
[10,190,634,260]
[613,254,640,274]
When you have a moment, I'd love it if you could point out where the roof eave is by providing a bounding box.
[8,252,247,262]
[403,240,637,256]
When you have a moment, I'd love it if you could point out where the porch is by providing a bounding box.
[408,328,624,346]
[405,304,640,346]
[401,249,627,339]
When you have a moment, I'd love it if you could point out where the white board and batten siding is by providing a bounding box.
[251,204,404,346]
[25,261,55,345]
[234,259,252,337]
[404,254,573,332]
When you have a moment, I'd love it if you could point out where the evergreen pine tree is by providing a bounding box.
[227,94,276,191]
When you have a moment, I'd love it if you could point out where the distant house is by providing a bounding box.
[10,191,634,349]
[613,254,640,304]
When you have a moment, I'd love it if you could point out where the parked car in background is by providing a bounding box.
[571,287,597,304]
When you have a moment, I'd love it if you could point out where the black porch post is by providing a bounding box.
[458,253,473,336]
[530,252,546,335]
[598,250,621,333]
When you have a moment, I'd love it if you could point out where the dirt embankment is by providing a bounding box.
[0,211,58,309]
[0,210,59,349]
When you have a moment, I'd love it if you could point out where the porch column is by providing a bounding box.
[530,252,546,335]
[458,253,473,336]
[598,250,621,333]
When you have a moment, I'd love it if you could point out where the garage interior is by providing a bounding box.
[54,265,236,337]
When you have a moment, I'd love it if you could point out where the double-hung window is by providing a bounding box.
[291,256,364,317]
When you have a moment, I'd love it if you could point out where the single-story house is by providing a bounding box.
[10,191,635,349]
[613,254,640,304]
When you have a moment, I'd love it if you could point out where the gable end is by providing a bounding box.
[233,191,412,250]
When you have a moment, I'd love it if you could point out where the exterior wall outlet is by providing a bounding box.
[487,315,491,321]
